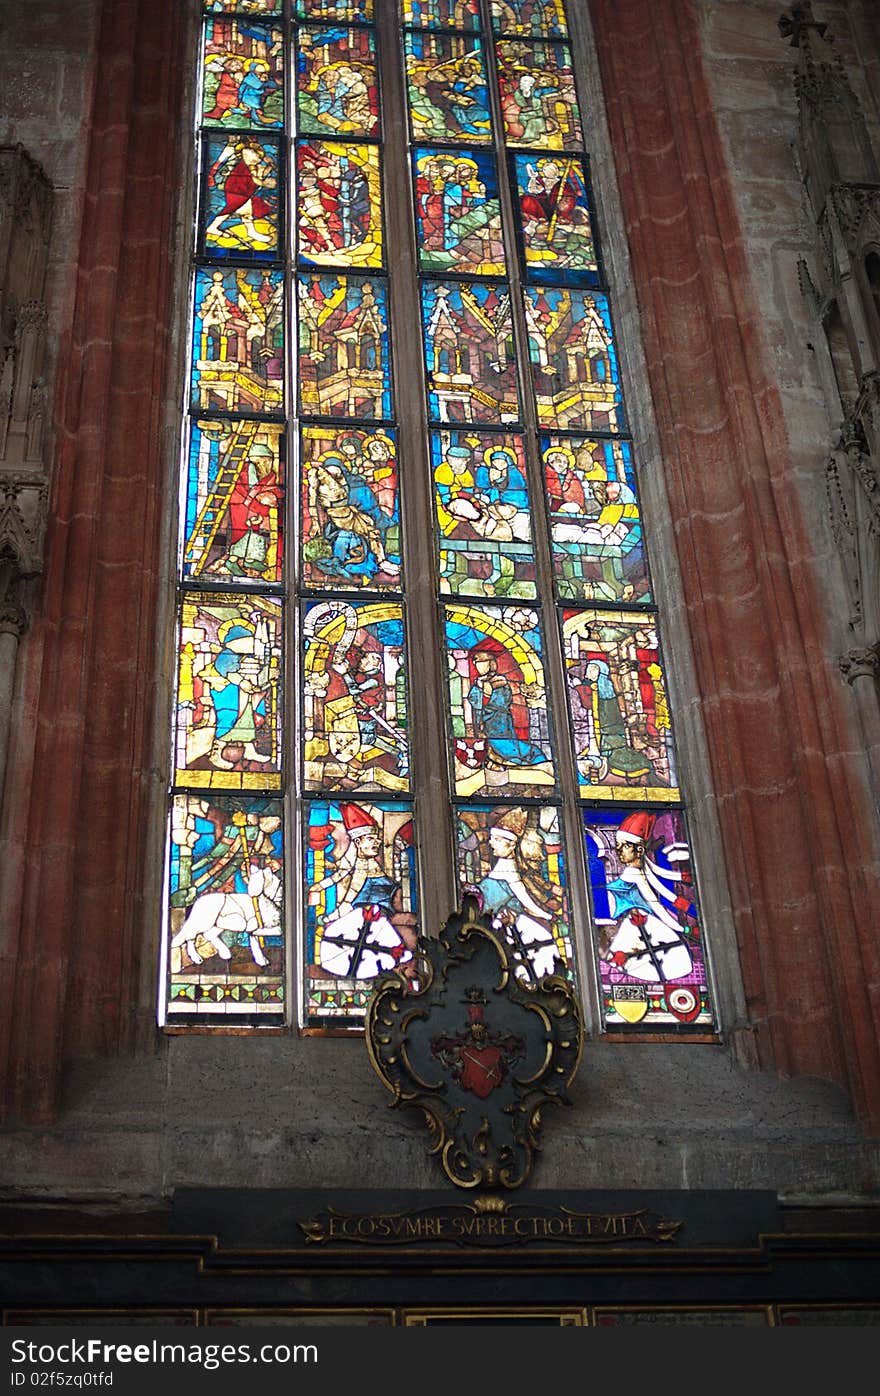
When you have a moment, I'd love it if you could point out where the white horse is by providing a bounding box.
[171,866,281,968]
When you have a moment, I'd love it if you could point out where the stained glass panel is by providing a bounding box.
[183,419,284,585]
[511,152,597,285]
[496,40,582,150]
[444,603,555,797]
[174,591,283,791]
[301,425,401,589]
[490,0,567,38]
[303,599,409,793]
[296,26,379,137]
[175,0,716,1037]
[298,274,393,419]
[584,809,711,1030]
[404,33,492,144]
[202,133,281,260]
[401,0,480,30]
[167,793,284,1020]
[296,141,382,269]
[304,799,418,1023]
[201,20,284,131]
[414,147,504,276]
[205,1,282,13]
[191,267,284,415]
[431,429,535,598]
[525,287,623,431]
[542,436,650,604]
[422,281,519,424]
[297,0,374,22]
[562,608,679,801]
[456,804,574,981]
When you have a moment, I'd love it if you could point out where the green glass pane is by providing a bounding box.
[490,0,568,38]
[414,146,505,276]
[496,40,583,150]
[405,32,492,144]
[297,26,379,137]
[202,19,283,130]
[542,436,650,605]
[562,607,679,801]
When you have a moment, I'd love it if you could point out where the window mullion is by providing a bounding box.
[477,0,599,1030]
[373,0,459,936]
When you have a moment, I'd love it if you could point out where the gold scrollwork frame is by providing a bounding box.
[366,896,583,1189]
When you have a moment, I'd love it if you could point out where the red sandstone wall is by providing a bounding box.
[0,0,101,1120]
[0,0,192,1122]
[2,0,879,1139]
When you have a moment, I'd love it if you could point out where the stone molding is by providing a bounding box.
[0,475,48,580]
[839,643,880,683]
[789,14,880,694]
[0,146,52,602]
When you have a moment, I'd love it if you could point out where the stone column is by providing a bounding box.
[0,1,192,1123]
[589,0,880,1132]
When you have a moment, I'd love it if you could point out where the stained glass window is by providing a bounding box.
[163,0,717,1037]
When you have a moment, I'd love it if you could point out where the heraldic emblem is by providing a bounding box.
[366,895,582,1189]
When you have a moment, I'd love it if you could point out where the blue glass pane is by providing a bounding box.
[405,32,492,144]
[184,418,285,585]
[584,808,713,1030]
[431,429,536,598]
[414,147,505,276]
[444,602,555,797]
[190,266,284,414]
[525,287,623,431]
[422,281,519,424]
[298,274,393,419]
[542,436,650,604]
[202,133,281,261]
[512,152,597,285]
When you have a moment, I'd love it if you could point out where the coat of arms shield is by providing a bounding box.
[366,895,582,1189]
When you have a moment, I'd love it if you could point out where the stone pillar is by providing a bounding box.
[589,0,880,1132]
[0,0,192,1123]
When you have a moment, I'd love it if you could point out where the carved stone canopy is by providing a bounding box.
[0,146,53,598]
[366,897,583,1190]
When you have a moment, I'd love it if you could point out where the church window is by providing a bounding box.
[162,0,717,1038]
